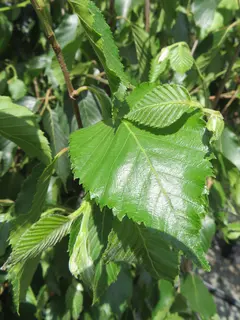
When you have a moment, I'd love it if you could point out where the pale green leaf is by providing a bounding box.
[8,78,27,101]
[152,280,175,320]
[0,96,52,165]
[181,274,217,319]
[169,44,194,74]
[70,113,212,269]
[125,84,202,128]
[149,49,169,83]
[8,215,74,265]
[192,0,218,30]
[105,217,179,281]
[69,203,112,286]
[68,0,129,96]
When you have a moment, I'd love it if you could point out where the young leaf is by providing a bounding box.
[43,108,70,185]
[66,280,83,320]
[169,44,194,74]
[8,78,27,101]
[69,203,112,286]
[181,274,217,319]
[104,217,179,281]
[68,0,130,97]
[0,96,52,165]
[125,84,202,128]
[149,49,169,83]
[70,112,212,269]
[8,214,74,265]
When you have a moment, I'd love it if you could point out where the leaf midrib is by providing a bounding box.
[122,120,174,210]
[128,100,202,115]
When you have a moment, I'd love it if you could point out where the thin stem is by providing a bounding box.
[85,74,109,85]
[0,0,30,12]
[145,0,150,32]
[222,88,239,115]
[108,0,115,30]
[40,88,52,116]
[30,0,82,128]
[72,86,89,98]
[213,43,240,109]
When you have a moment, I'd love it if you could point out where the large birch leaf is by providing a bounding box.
[70,113,212,269]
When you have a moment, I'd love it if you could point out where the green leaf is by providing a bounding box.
[192,0,218,30]
[69,202,112,286]
[206,111,224,142]
[7,214,75,266]
[79,91,103,128]
[8,257,40,314]
[149,48,169,83]
[70,112,212,269]
[68,0,129,96]
[216,127,240,170]
[218,0,239,10]
[200,216,216,252]
[104,217,179,281]
[43,108,70,185]
[152,280,175,320]
[0,136,17,177]
[181,274,217,319]
[0,96,52,165]
[226,222,240,240]
[125,84,202,129]
[10,151,66,247]
[66,280,83,320]
[131,23,152,81]
[169,44,193,74]
[8,78,27,101]
[0,13,12,54]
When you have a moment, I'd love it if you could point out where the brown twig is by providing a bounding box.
[145,0,150,32]
[213,43,240,109]
[30,0,82,128]
[222,88,239,115]
[33,77,40,98]
[40,88,52,116]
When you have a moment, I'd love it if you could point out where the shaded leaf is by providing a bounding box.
[8,78,27,101]
[105,217,179,281]
[152,280,175,320]
[0,96,52,165]
[192,0,218,30]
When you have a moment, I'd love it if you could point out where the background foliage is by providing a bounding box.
[0,0,240,319]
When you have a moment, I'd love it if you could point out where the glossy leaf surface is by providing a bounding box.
[70,113,212,269]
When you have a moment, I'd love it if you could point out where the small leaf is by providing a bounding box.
[149,48,169,83]
[169,44,194,74]
[66,281,83,320]
[206,111,224,142]
[8,78,27,101]
[181,274,217,319]
[192,0,218,30]
[0,96,52,165]
[125,84,202,128]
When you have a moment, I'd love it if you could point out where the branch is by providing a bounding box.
[145,0,150,33]
[30,0,82,128]
[213,42,240,109]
